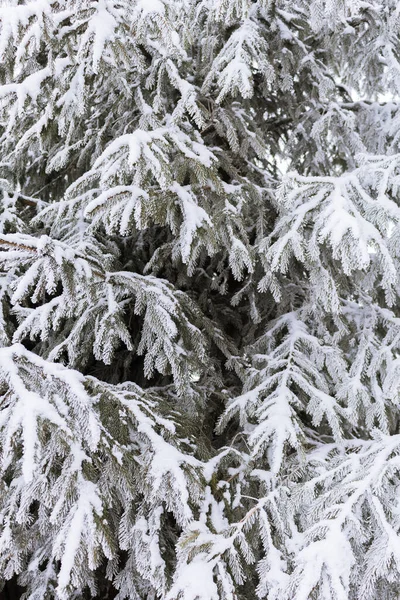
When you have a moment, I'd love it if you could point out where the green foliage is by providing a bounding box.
[2,1,400,599]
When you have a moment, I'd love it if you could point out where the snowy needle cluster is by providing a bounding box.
[1,0,400,599]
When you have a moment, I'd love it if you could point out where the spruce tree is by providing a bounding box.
[1,0,400,598]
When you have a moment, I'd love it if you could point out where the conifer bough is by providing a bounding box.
[0,1,400,599]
